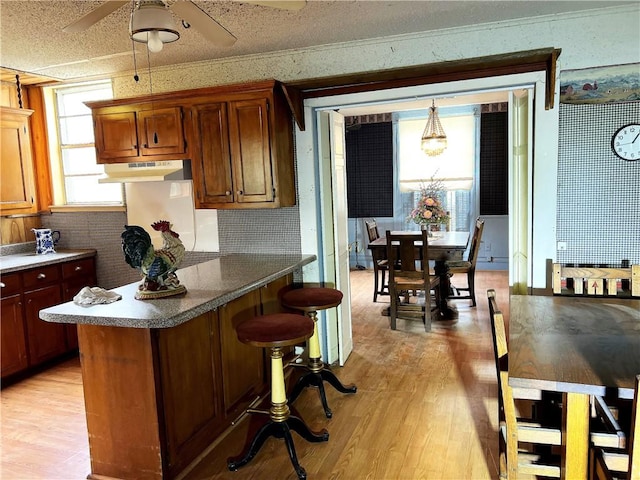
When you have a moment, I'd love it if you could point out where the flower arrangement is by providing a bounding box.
[407,179,450,227]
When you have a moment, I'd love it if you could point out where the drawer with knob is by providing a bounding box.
[22,265,61,290]
[62,258,95,282]
[0,272,22,296]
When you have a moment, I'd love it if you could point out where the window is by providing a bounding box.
[46,81,123,205]
[396,107,477,191]
[396,107,478,231]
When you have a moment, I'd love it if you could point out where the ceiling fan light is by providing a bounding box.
[130,4,179,49]
[147,31,163,53]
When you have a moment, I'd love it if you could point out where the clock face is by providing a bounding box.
[611,123,640,161]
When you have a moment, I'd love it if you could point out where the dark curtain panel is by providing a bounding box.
[346,122,394,218]
[479,112,508,215]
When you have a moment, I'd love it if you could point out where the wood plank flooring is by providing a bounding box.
[0,269,509,480]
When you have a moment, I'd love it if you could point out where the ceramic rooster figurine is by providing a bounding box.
[121,220,186,299]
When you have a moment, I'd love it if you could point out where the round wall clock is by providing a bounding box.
[611,123,640,161]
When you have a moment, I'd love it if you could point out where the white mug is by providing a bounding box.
[32,228,61,255]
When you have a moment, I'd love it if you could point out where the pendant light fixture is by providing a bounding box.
[130,1,180,53]
[421,99,447,156]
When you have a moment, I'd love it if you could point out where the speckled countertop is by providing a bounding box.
[40,253,316,329]
[0,249,97,273]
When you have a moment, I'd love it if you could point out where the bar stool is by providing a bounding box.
[227,313,329,480]
[281,287,357,418]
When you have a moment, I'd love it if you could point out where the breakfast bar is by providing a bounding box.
[40,253,316,480]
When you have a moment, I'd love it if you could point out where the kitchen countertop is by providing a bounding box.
[40,253,316,329]
[0,249,97,274]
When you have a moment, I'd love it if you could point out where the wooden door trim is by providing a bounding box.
[286,47,560,127]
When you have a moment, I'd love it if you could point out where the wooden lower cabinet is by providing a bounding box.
[0,292,28,377]
[78,276,290,480]
[1,255,96,381]
[157,311,223,476]
[24,284,65,365]
[219,289,263,418]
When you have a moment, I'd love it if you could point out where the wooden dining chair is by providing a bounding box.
[448,217,485,306]
[386,230,440,331]
[365,219,389,302]
[592,374,640,480]
[487,289,562,479]
[552,263,640,297]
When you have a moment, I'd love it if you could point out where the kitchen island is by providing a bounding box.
[40,253,316,480]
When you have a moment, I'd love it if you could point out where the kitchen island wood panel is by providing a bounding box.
[40,254,315,480]
[78,325,162,480]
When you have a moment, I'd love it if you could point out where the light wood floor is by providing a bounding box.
[1,269,509,480]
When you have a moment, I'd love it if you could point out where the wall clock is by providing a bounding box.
[611,123,640,161]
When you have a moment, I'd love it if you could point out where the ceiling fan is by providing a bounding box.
[63,0,306,52]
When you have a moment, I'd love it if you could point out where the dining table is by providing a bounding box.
[368,230,470,320]
[508,294,640,479]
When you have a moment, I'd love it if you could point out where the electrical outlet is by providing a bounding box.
[557,241,567,251]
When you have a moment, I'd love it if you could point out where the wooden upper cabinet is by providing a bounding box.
[0,107,36,215]
[190,87,295,209]
[92,106,186,164]
[228,98,274,204]
[137,107,185,157]
[86,80,296,208]
[94,111,138,160]
[191,102,234,205]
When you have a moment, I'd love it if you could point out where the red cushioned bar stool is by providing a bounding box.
[227,313,329,480]
[281,287,357,418]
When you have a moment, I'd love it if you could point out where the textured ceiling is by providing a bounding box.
[0,0,630,85]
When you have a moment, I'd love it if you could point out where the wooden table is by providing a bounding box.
[368,231,469,319]
[508,295,640,479]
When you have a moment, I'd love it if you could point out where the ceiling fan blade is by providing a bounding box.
[244,1,306,10]
[170,1,236,47]
[62,0,129,33]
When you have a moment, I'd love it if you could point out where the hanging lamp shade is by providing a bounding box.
[130,2,179,53]
[421,99,447,156]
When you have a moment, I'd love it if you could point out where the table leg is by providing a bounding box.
[561,392,589,479]
[434,260,458,320]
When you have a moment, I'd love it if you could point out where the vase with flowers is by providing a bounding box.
[407,178,450,237]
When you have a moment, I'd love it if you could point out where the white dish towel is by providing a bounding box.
[73,286,122,306]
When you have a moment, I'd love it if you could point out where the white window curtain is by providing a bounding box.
[397,108,477,191]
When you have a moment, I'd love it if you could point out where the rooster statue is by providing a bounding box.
[121,220,186,299]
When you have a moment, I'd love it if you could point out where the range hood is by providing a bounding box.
[98,160,192,183]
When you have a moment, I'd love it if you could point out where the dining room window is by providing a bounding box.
[396,107,479,231]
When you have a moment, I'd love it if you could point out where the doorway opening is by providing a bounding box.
[297,72,546,365]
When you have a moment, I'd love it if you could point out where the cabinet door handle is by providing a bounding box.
[37,273,46,280]
[237,190,243,195]
[75,266,83,272]
[0,282,5,288]
[225,191,231,196]
[132,145,137,150]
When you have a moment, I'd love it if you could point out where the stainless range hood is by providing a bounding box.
[98,160,192,183]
